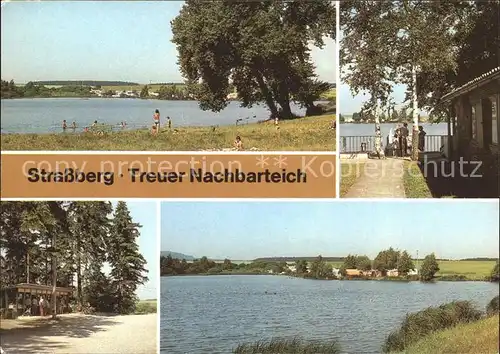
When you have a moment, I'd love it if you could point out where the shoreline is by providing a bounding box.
[162,273,494,282]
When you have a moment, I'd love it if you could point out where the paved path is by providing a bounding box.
[343,158,406,198]
[0,313,157,354]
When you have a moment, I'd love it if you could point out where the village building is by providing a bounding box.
[331,268,341,277]
[345,269,361,277]
[386,269,399,277]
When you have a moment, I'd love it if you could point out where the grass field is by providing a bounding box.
[321,260,496,281]
[403,161,433,198]
[1,114,335,151]
[436,260,496,280]
[339,162,364,197]
[398,314,499,354]
[135,299,157,314]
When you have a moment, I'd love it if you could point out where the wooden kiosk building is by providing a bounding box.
[441,67,499,193]
[0,283,74,319]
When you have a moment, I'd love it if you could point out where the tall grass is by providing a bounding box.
[382,300,483,353]
[401,314,499,354]
[233,337,341,354]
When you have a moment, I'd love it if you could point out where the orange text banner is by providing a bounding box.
[1,153,336,198]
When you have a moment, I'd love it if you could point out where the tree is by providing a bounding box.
[222,258,234,271]
[341,1,471,160]
[352,112,361,122]
[140,85,149,99]
[171,1,335,119]
[68,202,112,308]
[343,254,357,269]
[356,255,372,271]
[309,255,332,279]
[417,2,499,119]
[397,251,415,276]
[391,109,400,122]
[420,253,440,281]
[490,261,500,282]
[373,248,400,275]
[108,202,148,314]
[295,259,308,274]
[1,201,147,316]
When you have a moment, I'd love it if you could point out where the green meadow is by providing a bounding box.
[1,114,336,151]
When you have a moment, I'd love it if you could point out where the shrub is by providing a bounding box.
[382,300,483,352]
[490,262,500,282]
[233,337,341,354]
[486,295,499,316]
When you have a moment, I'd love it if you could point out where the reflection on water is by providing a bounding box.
[160,275,498,354]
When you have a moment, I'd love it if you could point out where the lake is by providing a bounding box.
[341,122,449,137]
[0,98,306,134]
[340,123,450,153]
[160,275,498,354]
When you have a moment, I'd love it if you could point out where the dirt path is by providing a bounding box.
[0,313,157,354]
[343,158,406,198]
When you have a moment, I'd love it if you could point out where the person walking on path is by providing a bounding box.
[153,109,160,133]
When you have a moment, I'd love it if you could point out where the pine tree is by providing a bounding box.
[68,202,112,307]
[108,202,148,314]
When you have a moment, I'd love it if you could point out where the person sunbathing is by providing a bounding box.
[151,124,158,136]
[234,136,243,150]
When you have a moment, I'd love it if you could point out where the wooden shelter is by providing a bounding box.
[441,67,499,180]
[0,283,74,319]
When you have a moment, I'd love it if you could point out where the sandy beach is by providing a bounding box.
[0,313,157,354]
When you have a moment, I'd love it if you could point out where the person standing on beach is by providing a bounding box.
[167,116,172,130]
[153,109,160,132]
[62,120,67,131]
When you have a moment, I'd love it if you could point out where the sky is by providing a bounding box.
[109,201,157,300]
[161,201,499,260]
[1,1,335,84]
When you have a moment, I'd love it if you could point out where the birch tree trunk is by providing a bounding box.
[411,64,419,160]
